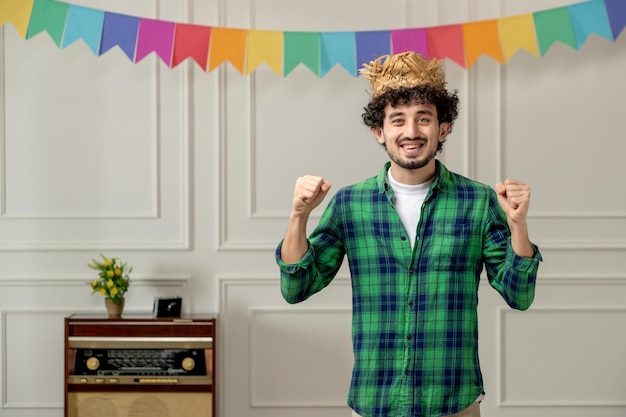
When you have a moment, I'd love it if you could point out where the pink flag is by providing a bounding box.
[135,18,176,66]
[391,28,428,57]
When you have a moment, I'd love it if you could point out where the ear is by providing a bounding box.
[372,127,385,145]
[439,122,450,141]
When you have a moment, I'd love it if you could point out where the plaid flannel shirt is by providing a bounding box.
[276,160,542,417]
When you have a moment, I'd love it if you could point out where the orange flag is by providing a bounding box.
[463,19,503,67]
[246,30,283,76]
[499,14,539,62]
[0,0,35,38]
[208,27,247,74]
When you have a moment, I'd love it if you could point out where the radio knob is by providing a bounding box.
[86,357,100,371]
[182,357,195,371]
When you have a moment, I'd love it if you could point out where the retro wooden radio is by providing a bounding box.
[64,314,216,417]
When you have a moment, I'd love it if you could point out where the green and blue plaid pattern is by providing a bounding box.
[277,160,542,417]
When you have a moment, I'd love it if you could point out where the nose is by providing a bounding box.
[405,120,420,139]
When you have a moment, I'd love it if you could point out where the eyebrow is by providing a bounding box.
[387,109,434,119]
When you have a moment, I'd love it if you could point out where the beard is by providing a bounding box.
[385,139,438,170]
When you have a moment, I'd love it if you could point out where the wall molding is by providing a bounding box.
[0,2,191,251]
[249,307,351,407]
[497,306,626,408]
[1,309,74,410]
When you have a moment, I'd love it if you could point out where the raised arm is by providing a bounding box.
[280,175,332,263]
[495,179,534,258]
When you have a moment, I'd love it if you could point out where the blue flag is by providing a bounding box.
[62,5,105,54]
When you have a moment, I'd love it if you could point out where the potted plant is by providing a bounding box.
[88,254,132,318]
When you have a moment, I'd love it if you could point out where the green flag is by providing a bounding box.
[534,6,576,56]
[26,0,70,47]
[284,31,320,76]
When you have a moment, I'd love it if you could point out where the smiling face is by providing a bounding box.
[373,101,450,184]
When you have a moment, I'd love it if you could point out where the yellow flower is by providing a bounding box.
[88,254,132,300]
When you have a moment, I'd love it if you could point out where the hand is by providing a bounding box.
[495,180,530,225]
[292,175,332,217]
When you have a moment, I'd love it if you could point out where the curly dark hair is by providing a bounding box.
[361,85,460,151]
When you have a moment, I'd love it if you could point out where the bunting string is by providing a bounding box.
[1,0,625,76]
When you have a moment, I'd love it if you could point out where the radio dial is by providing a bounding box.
[86,357,100,371]
[182,357,195,371]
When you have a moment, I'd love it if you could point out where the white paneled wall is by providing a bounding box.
[1,0,625,416]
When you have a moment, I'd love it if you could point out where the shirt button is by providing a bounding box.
[401,236,406,241]
[407,334,412,340]
[405,369,410,375]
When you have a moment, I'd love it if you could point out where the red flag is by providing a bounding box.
[427,24,466,68]
[172,23,212,69]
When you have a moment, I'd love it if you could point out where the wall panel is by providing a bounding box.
[0,0,190,251]
[219,276,352,417]
[0,0,625,416]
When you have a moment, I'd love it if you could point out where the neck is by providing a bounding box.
[389,159,437,185]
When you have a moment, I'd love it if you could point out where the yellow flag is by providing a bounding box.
[246,30,283,76]
[0,0,35,38]
[499,14,539,62]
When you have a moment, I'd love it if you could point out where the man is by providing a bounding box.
[275,52,542,417]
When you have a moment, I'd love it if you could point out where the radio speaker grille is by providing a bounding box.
[68,392,212,417]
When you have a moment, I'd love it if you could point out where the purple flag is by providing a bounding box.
[99,12,139,61]
[356,30,391,69]
[603,0,626,39]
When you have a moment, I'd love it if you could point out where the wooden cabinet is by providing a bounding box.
[64,314,217,417]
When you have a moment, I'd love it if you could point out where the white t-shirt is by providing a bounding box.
[387,169,433,249]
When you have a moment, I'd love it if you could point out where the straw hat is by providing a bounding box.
[360,51,447,98]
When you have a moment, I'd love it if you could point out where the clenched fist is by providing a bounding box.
[292,175,332,217]
[495,179,530,225]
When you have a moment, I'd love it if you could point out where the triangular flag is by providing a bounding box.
[172,23,212,69]
[427,24,465,68]
[284,31,320,76]
[356,30,391,69]
[135,18,176,66]
[533,6,576,55]
[0,0,35,38]
[320,32,356,76]
[569,0,613,48]
[62,5,105,55]
[391,28,429,57]
[247,30,283,76]
[208,27,247,74]
[498,14,539,62]
[26,0,69,47]
[463,19,503,67]
[99,12,139,61]
[604,0,626,39]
